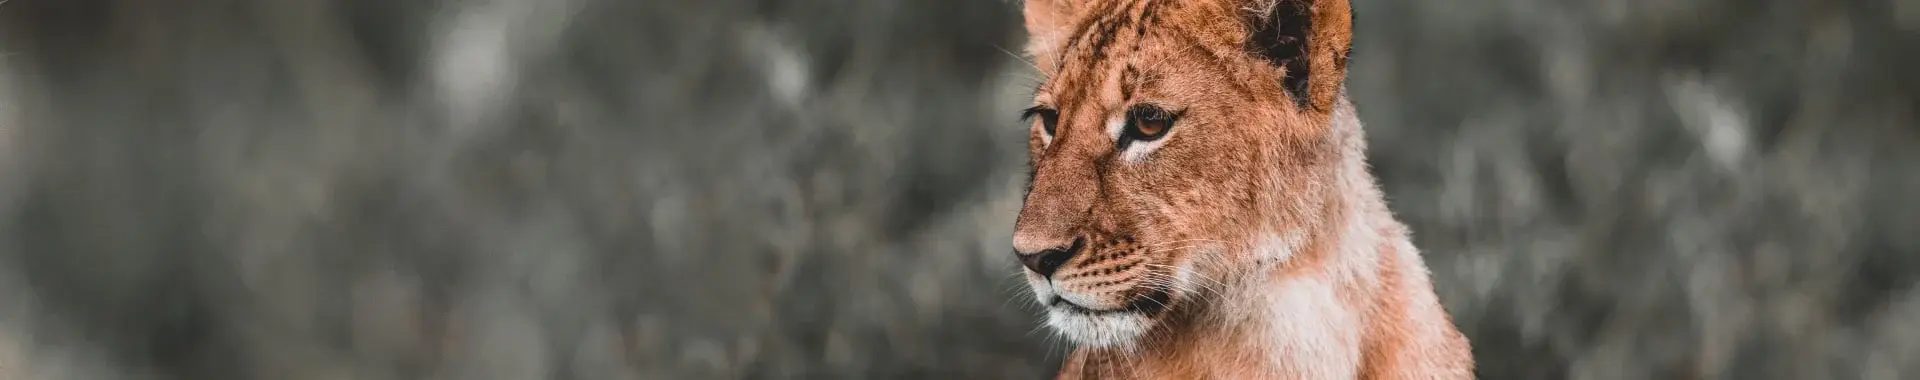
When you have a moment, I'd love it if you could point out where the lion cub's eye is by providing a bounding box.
[1122,104,1175,144]
[1021,106,1061,137]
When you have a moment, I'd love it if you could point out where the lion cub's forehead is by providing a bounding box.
[1032,0,1246,100]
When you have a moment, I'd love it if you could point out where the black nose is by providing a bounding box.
[1016,238,1083,277]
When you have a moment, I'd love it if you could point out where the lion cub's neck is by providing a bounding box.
[1059,97,1419,379]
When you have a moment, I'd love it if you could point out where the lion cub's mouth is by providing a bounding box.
[1047,287,1173,316]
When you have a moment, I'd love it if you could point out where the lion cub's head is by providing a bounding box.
[1011,0,1354,348]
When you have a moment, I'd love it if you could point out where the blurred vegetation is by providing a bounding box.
[1,0,1916,379]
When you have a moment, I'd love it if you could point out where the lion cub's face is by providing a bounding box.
[1011,0,1352,347]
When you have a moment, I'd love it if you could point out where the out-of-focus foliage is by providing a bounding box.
[0,0,1915,379]
[1354,1,1920,378]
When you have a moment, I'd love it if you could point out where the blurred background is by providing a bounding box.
[1,0,1917,379]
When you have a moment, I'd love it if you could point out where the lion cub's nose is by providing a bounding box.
[1015,237,1084,277]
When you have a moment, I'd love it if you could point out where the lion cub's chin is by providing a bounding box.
[1046,308,1156,349]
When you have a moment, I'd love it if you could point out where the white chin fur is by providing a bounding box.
[1045,308,1153,349]
[1025,261,1194,349]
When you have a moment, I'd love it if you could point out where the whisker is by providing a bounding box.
[998,71,1049,83]
[1140,238,1251,251]
[994,44,1049,80]
[1141,262,1228,296]
[1132,272,1202,299]
[1144,244,1209,254]
[1136,243,1236,291]
[1139,238,1230,247]
[1002,286,1036,311]
[1026,321,1052,338]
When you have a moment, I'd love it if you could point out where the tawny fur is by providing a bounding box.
[1011,0,1474,378]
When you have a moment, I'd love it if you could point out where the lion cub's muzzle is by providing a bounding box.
[1015,234,1172,315]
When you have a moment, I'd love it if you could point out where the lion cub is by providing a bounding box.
[1008,0,1474,378]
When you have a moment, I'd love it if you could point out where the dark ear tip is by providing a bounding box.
[1248,0,1315,108]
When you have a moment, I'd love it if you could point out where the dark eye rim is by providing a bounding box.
[1020,106,1061,136]
[1121,104,1177,143]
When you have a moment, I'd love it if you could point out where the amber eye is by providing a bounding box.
[1021,106,1060,137]
[1121,104,1175,145]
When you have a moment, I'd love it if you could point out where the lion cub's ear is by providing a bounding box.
[1245,0,1352,113]
[1022,0,1083,64]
